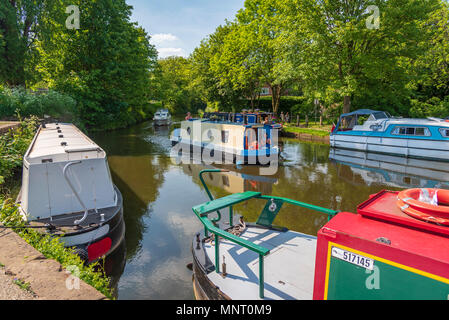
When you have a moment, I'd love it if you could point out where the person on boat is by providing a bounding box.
[262,116,269,125]
[185,112,192,120]
[280,111,285,123]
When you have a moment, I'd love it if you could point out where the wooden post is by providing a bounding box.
[320,116,323,127]
[296,115,300,127]
[305,115,309,128]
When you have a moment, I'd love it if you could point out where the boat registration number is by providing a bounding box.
[331,247,374,270]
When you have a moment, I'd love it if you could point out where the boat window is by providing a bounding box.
[439,128,449,138]
[222,175,230,187]
[392,127,431,136]
[373,112,389,120]
[221,130,229,143]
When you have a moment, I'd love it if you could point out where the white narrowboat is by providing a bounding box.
[330,109,449,161]
[170,112,281,165]
[17,123,125,262]
[153,109,172,126]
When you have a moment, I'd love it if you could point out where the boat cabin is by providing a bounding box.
[171,112,281,164]
[20,123,117,221]
[331,109,449,161]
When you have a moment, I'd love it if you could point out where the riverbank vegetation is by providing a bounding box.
[0,0,158,131]
[153,0,449,124]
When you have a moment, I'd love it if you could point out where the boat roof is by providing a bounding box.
[25,123,105,164]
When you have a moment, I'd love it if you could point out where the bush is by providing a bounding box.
[0,87,77,120]
[0,116,39,187]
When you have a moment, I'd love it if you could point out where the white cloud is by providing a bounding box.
[157,47,186,58]
[151,33,179,45]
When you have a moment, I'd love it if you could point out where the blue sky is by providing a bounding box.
[126,0,245,58]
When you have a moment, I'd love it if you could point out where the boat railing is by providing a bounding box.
[193,169,338,299]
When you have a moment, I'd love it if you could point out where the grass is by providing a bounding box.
[13,278,34,294]
[282,123,332,137]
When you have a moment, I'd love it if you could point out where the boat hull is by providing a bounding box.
[19,185,125,263]
[330,133,449,162]
[153,119,171,126]
[171,140,279,166]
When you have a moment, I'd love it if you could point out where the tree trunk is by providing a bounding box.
[270,84,282,114]
[343,95,351,114]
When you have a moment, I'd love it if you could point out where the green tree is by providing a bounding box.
[0,0,44,86]
[36,0,158,129]
[190,23,244,112]
[232,0,296,113]
[280,0,441,115]
[408,1,449,117]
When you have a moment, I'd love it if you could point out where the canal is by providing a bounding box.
[90,120,449,299]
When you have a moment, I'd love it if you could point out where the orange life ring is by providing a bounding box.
[397,188,449,225]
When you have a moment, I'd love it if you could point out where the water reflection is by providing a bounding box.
[329,148,449,189]
[89,121,449,300]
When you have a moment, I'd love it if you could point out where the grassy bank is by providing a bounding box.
[282,123,332,137]
[0,119,114,299]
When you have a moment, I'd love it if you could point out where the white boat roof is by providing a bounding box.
[387,117,449,127]
[25,123,105,164]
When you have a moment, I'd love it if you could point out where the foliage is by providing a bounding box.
[152,56,203,114]
[0,116,39,187]
[0,87,77,119]
[1,0,158,131]
[183,0,448,120]
[34,0,158,130]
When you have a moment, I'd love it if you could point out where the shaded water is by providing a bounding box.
[90,121,449,300]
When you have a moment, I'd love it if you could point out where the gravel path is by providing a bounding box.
[0,267,37,300]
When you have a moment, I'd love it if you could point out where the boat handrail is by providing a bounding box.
[193,169,338,299]
[63,161,89,225]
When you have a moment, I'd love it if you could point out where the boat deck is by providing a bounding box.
[204,227,317,300]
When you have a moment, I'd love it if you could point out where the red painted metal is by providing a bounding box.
[313,190,449,299]
[88,237,112,262]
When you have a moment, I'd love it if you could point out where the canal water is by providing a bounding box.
[90,121,449,300]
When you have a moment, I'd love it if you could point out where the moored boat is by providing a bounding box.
[191,169,449,300]
[153,109,171,126]
[330,109,449,161]
[170,112,281,165]
[17,123,125,262]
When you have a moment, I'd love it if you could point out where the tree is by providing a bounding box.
[36,0,158,129]
[232,0,297,113]
[155,56,199,114]
[0,0,45,86]
[280,0,441,115]
[408,1,449,117]
[190,23,244,112]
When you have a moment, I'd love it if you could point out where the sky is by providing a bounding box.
[126,0,245,58]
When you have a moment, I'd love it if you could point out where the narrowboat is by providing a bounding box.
[170,112,281,165]
[191,169,449,300]
[329,148,449,189]
[17,123,125,263]
[153,109,172,126]
[330,109,449,161]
